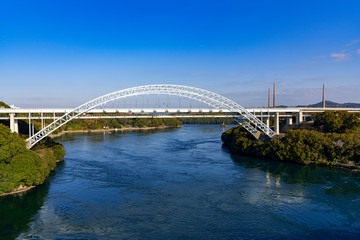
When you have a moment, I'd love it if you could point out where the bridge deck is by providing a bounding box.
[2,107,360,114]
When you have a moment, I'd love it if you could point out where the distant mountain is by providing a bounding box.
[297,100,360,108]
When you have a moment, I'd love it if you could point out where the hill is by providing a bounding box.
[297,100,360,108]
[0,101,10,108]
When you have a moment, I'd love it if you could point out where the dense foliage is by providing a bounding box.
[0,124,65,195]
[313,110,360,133]
[222,127,360,166]
[222,111,360,168]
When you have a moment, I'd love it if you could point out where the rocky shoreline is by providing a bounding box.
[0,185,36,197]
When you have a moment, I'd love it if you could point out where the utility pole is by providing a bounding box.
[323,84,325,108]
[268,88,271,108]
[273,83,276,108]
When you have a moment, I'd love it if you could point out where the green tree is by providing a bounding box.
[0,124,27,163]
[313,111,360,133]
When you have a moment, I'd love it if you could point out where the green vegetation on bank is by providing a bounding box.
[57,118,181,132]
[222,111,360,168]
[1,112,234,138]
[7,117,182,137]
[28,115,230,134]
[0,124,65,195]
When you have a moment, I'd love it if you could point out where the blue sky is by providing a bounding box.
[1,0,360,107]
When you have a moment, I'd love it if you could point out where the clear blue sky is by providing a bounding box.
[1,0,360,107]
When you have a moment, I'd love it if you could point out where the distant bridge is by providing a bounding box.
[1,85,360,148]
[2,84,278,148]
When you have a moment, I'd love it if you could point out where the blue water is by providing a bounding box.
[2,125,360,239]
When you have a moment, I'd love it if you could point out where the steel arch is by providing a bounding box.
[26,84,275,148]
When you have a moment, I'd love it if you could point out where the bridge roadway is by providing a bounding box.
[1,107,360,135]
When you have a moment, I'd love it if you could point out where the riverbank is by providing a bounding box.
[50,125,181,138]
[0,156,65,197]
[0,185,36,197]
[222,125,360,171]
[0,158,64,197]
[0,123,66,197]
[38,117,182,137]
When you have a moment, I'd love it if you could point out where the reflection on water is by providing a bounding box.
[231,154,360,197]
[0,183,49,240]
[1,125,360,239]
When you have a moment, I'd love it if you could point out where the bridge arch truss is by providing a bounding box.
[26,84,275,148]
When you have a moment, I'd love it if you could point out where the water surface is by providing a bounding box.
[2,125,360,239]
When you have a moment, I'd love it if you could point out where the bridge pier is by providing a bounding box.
[286,116,293,125]
[274,112,280,134]
[9,113,19,133]
[296,111,303,125]
[10,113,15,132]
[14,119,19,133]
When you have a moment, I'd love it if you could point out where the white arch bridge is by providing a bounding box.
[25,84,275,148]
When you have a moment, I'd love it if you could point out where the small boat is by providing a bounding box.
[221,122,227,128]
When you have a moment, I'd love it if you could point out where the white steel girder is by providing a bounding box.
[26,84,275,148]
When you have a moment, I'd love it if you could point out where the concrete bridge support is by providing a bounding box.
[10,113,14,132]
[274,112,280,134]
[286,116,293,125]
[14,119,19,133]
[296,111,303,125]
[9,114,14,133]
[9,114,19,133]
